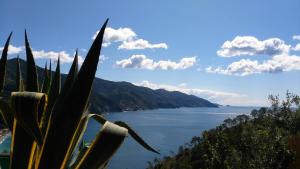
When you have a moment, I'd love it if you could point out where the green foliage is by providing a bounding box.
[0,20,158,169]
[148,93,300,169]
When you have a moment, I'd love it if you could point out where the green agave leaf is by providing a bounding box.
[49,59,52,83]
[41,62,50,94]
[0,32,12,94]
[47,57,61,111]
[37,19,108,169]
[59,49,78,102]
[11,92,47,146]
[41,57,61,134]
[74,121,128,169]
[16,56,24,91]
[25,31,39,92]
[0,99,14,130]
[115,121,160,154]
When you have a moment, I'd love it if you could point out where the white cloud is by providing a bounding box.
[32,50,84,64]
[217,36,290,57]
[293,35,300,41]
[116,55,196,70]
[93,27,168,50]
[118,39,168,50]
[206,54,300,76]
[134,80,265,106]
[293,44,300,51]
[93,27,136,43]
[0,45,24,55]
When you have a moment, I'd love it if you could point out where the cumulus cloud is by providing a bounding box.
[93,27,136,47]
[0,45,24,55]
[93,27,136,41]
[206,54,300,76]
[134,80,264,106]
[293,44,300,51]
[293,35,300,41]
[33,50,84,64]
[118,39,168,50]
[217,36,290,57]
[93,27,168,50]
[0,43,85,64]
[116,55,196,70]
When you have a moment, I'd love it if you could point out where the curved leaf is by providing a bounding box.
[62,113,107,168]
[10,92,47,169]
[115,121,160,154]
[75,121,128,169]
[0,32,12,94]
[11,92,47,146]
[25,31,39,92]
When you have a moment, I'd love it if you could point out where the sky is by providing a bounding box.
[1,0,300,106]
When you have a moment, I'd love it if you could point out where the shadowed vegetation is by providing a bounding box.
[148,92,300,169]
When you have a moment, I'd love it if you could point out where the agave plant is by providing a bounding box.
[0,19,158,169]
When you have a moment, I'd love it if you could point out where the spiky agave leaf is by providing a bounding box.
[47,57,61,111]
[10,92,47,169]
[25,31,39,92]
[41,62,51,94]
[0,32,12,94]
[16,56,24,91]
[41,57,60,135]
[44,52,79,167]
[36,19,108,169]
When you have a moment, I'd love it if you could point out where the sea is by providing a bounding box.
[0,106,258,169]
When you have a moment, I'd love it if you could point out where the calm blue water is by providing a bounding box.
[84,106,257,169]
[0,106,257,169]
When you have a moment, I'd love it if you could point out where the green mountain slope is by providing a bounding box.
[3,58,218,114]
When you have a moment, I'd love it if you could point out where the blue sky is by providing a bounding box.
[1,0,300,106]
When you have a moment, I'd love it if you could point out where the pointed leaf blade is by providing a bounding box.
[25,31,39,92]
[0,33,12,94]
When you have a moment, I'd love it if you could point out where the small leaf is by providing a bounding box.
[75,121,128,169]
[115,121,160,154]
[25,30,39,92]
[0,32,12,94]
